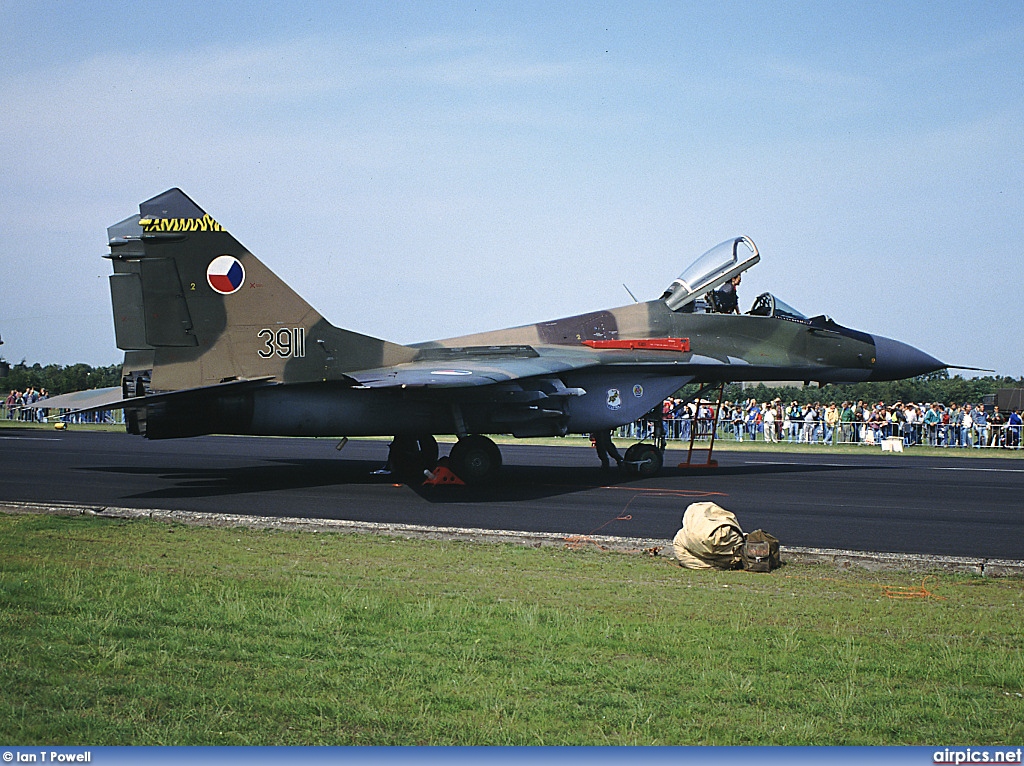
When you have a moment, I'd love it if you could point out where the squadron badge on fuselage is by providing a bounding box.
[606,388,622,410]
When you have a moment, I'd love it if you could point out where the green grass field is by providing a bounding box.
[1,513,1021,745]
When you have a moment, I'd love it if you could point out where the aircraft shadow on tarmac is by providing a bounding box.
[79,458,869,505]
[405,461,874,504]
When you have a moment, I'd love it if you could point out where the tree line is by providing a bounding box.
[710,371,1024,406]
[0,361,122,395]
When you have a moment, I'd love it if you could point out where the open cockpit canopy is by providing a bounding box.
[662,236,760,311]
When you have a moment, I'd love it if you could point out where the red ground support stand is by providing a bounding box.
[679,382,725,469]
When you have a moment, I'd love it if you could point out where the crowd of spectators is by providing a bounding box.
[3,387,48,422]
[3,388,118,424]
[622,397,1023,449]
[4,384,1020,448]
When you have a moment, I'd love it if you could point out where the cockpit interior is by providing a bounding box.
[662,236,810,323]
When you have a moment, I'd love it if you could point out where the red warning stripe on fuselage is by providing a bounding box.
[582,337,690,352]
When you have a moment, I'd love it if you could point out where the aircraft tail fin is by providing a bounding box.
[107,188,412,392]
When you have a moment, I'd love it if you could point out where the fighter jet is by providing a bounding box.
[47,188,946,482]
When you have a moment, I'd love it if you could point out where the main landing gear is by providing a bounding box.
[448,434,502,484]
[387,432,665,484]
[386,433,502,485]
[387,434,439,480]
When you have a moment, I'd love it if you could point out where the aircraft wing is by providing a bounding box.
[20,386,125,413]
[347,345,597,388]
[23,378,278,418]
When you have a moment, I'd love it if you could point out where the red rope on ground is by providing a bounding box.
[881,576,947,601]
[785,574,948,601]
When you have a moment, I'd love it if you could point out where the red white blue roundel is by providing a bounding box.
[207,255,245,295]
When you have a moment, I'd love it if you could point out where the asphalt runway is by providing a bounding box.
[1,428,1021,560]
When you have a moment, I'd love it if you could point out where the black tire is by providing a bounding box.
[389,434,439,479]
[623,443,663,477]
[448,435,502,484]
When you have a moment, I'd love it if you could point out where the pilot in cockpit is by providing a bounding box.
[713,274,741,314]
[662,236,759,314]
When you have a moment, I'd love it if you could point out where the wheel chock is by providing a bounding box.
[422,465,466,486]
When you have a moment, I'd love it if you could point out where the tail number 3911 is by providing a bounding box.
[258,327,306,358]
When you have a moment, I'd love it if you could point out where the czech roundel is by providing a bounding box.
[206,255,245,295]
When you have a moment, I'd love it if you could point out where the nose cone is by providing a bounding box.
[870,335,945,381]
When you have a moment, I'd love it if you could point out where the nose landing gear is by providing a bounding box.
[622,441,664,477]
[621,404,668,477]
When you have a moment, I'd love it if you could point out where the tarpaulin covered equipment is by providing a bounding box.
[673,502,745,570]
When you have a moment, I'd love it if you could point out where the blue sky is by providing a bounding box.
[2,1,1021,376]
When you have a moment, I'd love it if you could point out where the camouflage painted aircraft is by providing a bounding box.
[48,188,946,482]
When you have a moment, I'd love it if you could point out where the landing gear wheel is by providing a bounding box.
[623,443,663,477]
[389,434,439,480]
[448,435,502,484]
